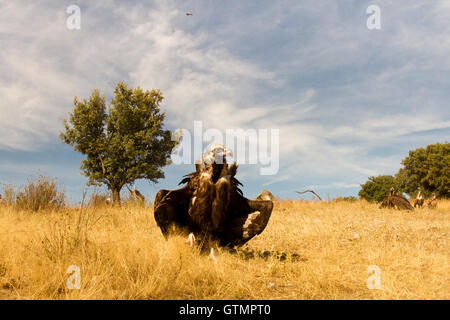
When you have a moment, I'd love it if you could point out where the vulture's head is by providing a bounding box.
[390,187,396,196]
[203,144,233,165]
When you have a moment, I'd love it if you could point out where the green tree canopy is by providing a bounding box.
[60,82,177,204]
[358,175,400,202]
[395,142,449,198]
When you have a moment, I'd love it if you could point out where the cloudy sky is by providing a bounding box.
[1,0,449,203]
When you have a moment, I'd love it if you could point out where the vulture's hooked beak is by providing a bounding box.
[223,147,233,157]
[218,146,233,159]
[203,144,233,164]
[213,144,233,158]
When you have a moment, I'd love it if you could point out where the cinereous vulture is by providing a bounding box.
[379,187,414,210]
[154,144,274,248]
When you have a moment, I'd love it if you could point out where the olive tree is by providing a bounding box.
[60,82,177,204]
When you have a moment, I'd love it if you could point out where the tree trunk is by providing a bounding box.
[112,188,121,206]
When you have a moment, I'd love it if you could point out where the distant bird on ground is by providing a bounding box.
[413,188,424,208]
[103,191,112,205]
[390,186,396,196]
[427,193,437,209]
[186,12,193,16]
[380,187,414,210]
[295,190,322,201]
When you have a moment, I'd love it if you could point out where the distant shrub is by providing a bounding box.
[14,175,66,212]
[88,191,110,208]
[334,196,358,202]
[86,190,144,208]
[395,142,449,198]
[1,185,16,206]
[344,196,358,202]
[121,193,147,207]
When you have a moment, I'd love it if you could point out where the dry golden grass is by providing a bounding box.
[0,199,448,300]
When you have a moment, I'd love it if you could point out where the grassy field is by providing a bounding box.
[0,199,448,299]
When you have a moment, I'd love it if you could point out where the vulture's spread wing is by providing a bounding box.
[219,196,273,247]
[154,186,192,238]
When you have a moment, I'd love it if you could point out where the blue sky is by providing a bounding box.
[0,1,449,204]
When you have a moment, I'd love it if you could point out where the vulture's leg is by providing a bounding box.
[154,187,191,239]
[209,248,218,262]
[186,232,196,246]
